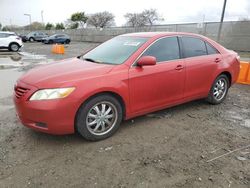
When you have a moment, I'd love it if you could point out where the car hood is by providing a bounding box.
[19,58,115,88]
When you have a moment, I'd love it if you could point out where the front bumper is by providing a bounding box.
[13,80,78,135]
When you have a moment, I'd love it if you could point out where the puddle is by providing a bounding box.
[0,52,54,70]
[0,69,24,99]
[0,52,55,99]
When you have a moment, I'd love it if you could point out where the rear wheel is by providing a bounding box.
[65,39,70,44]
[9,43,20,52]
[206,74,229,104]
[48,40,53,44]
[76,95,123,141]
[29,37,35,42]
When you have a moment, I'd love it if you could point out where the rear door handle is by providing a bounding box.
[214,58,221,63]
[175,65,184,71]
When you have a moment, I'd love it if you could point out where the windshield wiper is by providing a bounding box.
[82,57,116,65]
[83,58,101,63]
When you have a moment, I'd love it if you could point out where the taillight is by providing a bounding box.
[16,37,21,40]
[236,55,240,61]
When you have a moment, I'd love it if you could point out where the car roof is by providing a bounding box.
[121,32,205,38]
[121,32,227,54]
[0,31,15,34]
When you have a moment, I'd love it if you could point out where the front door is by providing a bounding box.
[129,36,185,113]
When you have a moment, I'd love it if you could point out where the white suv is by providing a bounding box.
[0,32,23,52]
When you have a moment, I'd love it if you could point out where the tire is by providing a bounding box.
[29,37,35,42]
[65,39,70,44]
[48,40,53,44]
[206,74,229,105]
[9,43,20,52]
[76,94,123,141]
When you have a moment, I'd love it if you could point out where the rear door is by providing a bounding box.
[129,36,185,113]
[180,36,221,98]
[54,35,61,43]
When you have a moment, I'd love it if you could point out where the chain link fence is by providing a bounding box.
[17,21,250,51]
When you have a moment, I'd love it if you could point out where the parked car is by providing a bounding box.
[23,31,48,42]
[0,31,23,52]
[42,34,71,44]
[14,32,240,141]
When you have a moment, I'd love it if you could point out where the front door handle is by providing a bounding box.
[175,65,184,71]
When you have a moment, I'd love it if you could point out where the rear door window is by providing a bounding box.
[205,42,219,55]
[181,37,207,58]
[142,37,180,62]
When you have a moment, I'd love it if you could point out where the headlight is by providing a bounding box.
[29,87,75,101]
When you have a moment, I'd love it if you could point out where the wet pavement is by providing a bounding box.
[0,52,55,99]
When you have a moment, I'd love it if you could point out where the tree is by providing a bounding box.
[70,22,79,29]
[87,11,115,28]
[238,17,250,21]
[142,9,163,26]
[24,22,45,30]
[124,9,163,27]
[70,12,88,28]
[124,13,147,27]
[0,23,2,30]
[65,19,79,29]
[2,26,9,31]
[55,23,65,30]
[45,23,54,30]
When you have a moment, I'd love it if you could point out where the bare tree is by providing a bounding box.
[124,13,147,27]
[142,9,164,26]
[125,9,163,27]
[88,11,115,28]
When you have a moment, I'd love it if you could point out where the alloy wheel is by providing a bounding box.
[213,77,228,101]
[10,44,19,52]
[86,101,118,136]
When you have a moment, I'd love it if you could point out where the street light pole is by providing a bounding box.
[217,0,227,42]
[24,13,32,30]
[41,10,44,23]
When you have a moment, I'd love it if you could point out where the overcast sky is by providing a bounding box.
[0,0,249,26]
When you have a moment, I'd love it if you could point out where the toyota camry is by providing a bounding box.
[14,32,240,141]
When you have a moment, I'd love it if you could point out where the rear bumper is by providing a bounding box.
[13,81,78,135]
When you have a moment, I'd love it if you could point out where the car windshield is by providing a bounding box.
[50,34,57,38]
[82,36,148,65]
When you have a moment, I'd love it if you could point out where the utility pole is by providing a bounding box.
[24,13,32,30]
[41,10,44,23]
[217,0,227,42]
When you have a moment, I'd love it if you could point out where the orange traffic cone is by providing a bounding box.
[51,44,65,54]
[237,61,250,85]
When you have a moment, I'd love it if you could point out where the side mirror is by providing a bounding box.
[137,56,156,66]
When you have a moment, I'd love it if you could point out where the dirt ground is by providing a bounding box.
[0,42,249,188]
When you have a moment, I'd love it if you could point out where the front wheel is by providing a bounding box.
[206,74,229,104]
[76,95,123,141]
[9,43,20,52]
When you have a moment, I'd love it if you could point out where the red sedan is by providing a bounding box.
[14,32,240,141]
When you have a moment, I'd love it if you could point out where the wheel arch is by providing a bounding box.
[218,71,232,86]
[74,91,127,132]
[8,42,20,51]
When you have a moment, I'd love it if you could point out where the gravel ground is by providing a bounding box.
[0,42,249,188]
